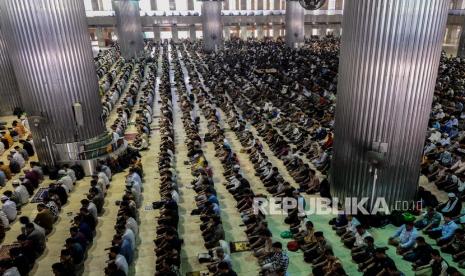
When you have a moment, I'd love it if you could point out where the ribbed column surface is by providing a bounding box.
[0,25,22,115]
[172,25,179,42]
[96,27,105,47]
[190,25,197,40]
[0,0,106,164]
[224,26,230,41]
[257,25,264,39]
[331,0,449,209]
[458,25,465,58]
[201,1,223,52]
[113,0,144,60]
[285,0,304,47]
[153,25,161,42]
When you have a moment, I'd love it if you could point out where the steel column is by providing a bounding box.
[0,25,22,115]
[113,0,144,60]
[190,24,197,40]
[201,0,223,52]
[0,0,106,165]
[285,0,304,47]
[331,0,450,209]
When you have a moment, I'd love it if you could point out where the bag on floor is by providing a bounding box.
[198,252,212,263]
[280,230,293,239]
[152,201,164,209]
[287,241,299,252]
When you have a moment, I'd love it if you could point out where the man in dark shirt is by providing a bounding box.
[49,183,68,205]
[217,261,237,276]
[25,223,45,256]
[165,229,182,252]
[65,238,84,265]
[363,247,396,276]
[404,236,432,268]
[352,236,375,263]
[9,247,31,275]
[70,226,88,251]
[20,139,34,157]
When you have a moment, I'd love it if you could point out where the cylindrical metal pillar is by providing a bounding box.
[0,0,106,165]
[190,24,197,40]
[257,25,264,40]
[153,24,161,42]
[458,26,465,58]
[272,24,280,40]
[151,0,157,10]
[113,0,144,60]
[172,25,179,42]
[201,0,223,52]
[285,0,304,47]
[331,0,449,209]
[0,25,22,115]
[240,25,248,40]
[96,27,106,47]
[224,26,230,41]
[304,24,311,39]
[188,0,195,10]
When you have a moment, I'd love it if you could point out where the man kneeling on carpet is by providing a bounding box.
[260,242,289,275]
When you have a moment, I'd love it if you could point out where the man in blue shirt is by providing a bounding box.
[0,170,5,187]
[126,168,142,188]
[388,221,418,254]
[113,234,133,265]
[427,216,459,246]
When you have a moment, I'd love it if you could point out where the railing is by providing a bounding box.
[55,135,126,161]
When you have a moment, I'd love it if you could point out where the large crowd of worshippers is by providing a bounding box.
[2,35,465,276]
[179,37,465,275]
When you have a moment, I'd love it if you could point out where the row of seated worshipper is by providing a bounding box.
[99,57,123,97]
[0,164,82,275]
[0,119,31,156]
[51,160,112,276]
[0,216,47,276]
[0,162,44,230]
[175,47,239,276]
[0,123,34,187]
[132,62,158,151]
[388,206,465,271]
[180,49,283,276]
[109,62,144,142]
[96,47,119,80]
[101,48,158,276]
[330,211,465,275]
[171,51,226,255]
[101,62,133,122]
[102,161,143,276]
[421,54,465,205]
[154,51,182,275]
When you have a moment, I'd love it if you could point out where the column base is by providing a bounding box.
[54,132,126,175]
